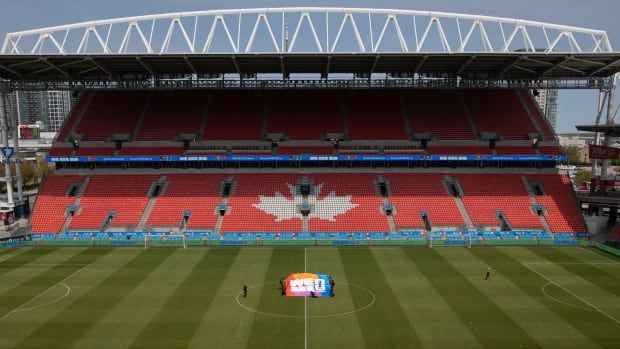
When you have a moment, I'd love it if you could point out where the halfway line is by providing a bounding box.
[304,247,307,349]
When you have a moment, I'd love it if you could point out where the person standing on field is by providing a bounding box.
[484,267,492,281]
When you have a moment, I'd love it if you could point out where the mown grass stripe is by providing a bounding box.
[340,248,423,349]
[305,248,366,349]
[406,248,540,349]
[0,248,87,297]
[564,246,620,264]
[0,248,111,321]
[0,247,34,263]
[0,248,59,277]
[461,247,601,349]
[16,248,175,349]
[189,248,273,349]
[373,247,482,349]
[555,247,620,284]
[530,247,620,301]
[588,246,620,263]
[70,249,207,349]
[503,246,620,347]
[245,248,305,349]
[127,248,241,349]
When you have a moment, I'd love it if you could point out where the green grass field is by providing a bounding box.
[0,246,619,349]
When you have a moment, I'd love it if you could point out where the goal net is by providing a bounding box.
[428,232,473,248]
[144,234,187,249]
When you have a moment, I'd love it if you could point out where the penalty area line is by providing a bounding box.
[522,263,620,325]
[0,264,90,322]
[522,261,620,265]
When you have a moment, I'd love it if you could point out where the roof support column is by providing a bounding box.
[591,90,607,175]
[601,84,616,176]
[0,92,14,205]
[12,118,23,202]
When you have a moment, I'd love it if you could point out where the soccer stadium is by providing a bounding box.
[1,5,620,348]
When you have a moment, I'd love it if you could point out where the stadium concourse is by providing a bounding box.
[30,88,586,242]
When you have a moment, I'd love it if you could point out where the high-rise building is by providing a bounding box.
[533,88,558,131]
[5,90,74,132]
[46,91,73,131]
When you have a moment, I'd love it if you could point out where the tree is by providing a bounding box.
[573,170,591,186]
[562,146,582,165]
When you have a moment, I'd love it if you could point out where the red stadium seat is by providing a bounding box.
[31,175,84,233]
[75,147,115,156]
[148,174,226,229]
[276,146,334,155]
[203,90,264,140]
[495,146,536,155]
[69,175,157,230]
[453,174,543,229]
[221,174,304,232]
[519,90,556,140]
[267,90,344,139]
[56,91,92,142]
[404,90,476,140]
[118,147,183,156]
[346,91,408,140]
[384,174,464,229]
[427,146,492,155]
[74,91,149,141]
[526,174,586,232]
[463,90,537,140]
[135,90,208,141]
[306,174,390,232]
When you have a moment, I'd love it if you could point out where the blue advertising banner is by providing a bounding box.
[46,154,566,163]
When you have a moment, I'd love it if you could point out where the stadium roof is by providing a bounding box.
[0,53,619,80]
[576,124,620,136]
[1,7,619,80]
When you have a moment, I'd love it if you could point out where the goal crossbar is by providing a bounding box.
[144,234,187,249]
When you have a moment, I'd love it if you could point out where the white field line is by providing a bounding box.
[14,283,71,313]
[522,262,620,265]
[0,263,91,266]
[0,250,30,263]
[235,281,375,319]
[0,264,90,321]
[541,282,590,310]
[304,247,307,349]
[522,263,620,325]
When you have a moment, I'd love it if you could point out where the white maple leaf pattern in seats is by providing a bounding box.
[253,184,303,221]
[253,183,358,221]
[308,184,358,221]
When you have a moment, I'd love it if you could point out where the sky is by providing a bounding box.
[0,0,618,133]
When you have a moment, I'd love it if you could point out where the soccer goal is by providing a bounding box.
[144,234,187,249]
[427,232,473,248]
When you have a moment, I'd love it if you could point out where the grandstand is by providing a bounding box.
[26,83,591,238]
[1,7,618,242]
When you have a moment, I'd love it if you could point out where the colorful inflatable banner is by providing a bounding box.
[285,273,332,297]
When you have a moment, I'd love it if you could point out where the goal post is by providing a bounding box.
[144,233,187,249]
